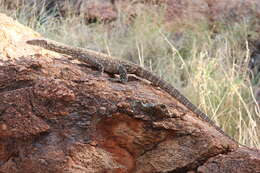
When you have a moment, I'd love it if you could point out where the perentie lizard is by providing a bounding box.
[26,38,245,148]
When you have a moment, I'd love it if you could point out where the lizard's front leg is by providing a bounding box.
[107,64,128,83]
[93,61,104,76]
[118,65,128,83]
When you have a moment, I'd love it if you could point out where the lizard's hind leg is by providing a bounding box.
[118,65,128,83]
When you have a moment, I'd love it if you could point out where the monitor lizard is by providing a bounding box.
[26,38,247,148]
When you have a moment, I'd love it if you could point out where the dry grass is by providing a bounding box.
[0,1,259,147]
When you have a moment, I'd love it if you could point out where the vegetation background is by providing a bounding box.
[0,0,259,147]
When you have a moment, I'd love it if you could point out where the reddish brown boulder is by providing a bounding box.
[0,13,259,173]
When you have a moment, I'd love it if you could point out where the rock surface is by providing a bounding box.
[0,13,259,173]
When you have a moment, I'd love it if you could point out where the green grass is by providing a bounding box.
[1,1,259,147]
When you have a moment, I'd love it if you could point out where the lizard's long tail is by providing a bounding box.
[134,66,244,147]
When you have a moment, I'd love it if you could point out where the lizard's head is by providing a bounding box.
[26,39,48,47]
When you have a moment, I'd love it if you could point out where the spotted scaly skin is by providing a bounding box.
[26,38,245,148]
